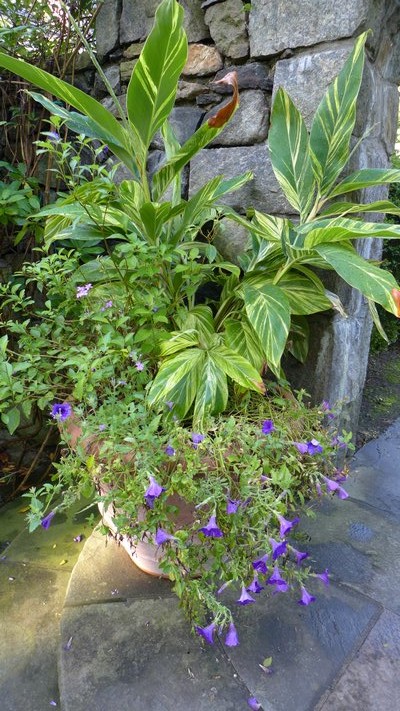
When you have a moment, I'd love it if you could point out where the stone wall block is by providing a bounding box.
[204,90,269,146]
[120,60,137,83]
[94,64,121,99]
[354,61,399,153]
[181,0,210,42]
[272,46,353,130]
[249,0,370,58]
[212,219,249,264]
[120,0,157,45]
[176,80,209,102]
[189,144,292,214]
[183,44,223,76]
[204,0,249,59]
[214,63,272,93]
[96,0,120,60]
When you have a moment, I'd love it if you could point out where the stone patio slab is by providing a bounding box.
[344,461,400,520]
[317,609,400,710]
[0,497,31,551]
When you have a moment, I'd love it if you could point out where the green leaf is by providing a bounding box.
[319,199,400,218]
[367,299,389,344]
[315,242,400,314]
[288,316,310,363]
[302,217,400,249]
[309,32,368,196]
[224,318,265,372]
[274,267,332,315]
[328,169,400,199]
[242,283,291,375]
[176,305,215,337]
[147,348,205,418]
[126,0,187,161]
[211,346,265,393]
[193,354,228,427]
[2,406,20,435]
[159,330,199,356]
[269,87,315,219]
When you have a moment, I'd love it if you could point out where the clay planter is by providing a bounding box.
[60,415,195,577]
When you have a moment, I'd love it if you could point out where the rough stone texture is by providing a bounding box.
[101,93,127,118]
[272,46,353,129]
[75,51,93,71]
[354,59,399,152]
[189,144,292,213]
[94,64,121,98]
[181,0,210,43]
[213,63,272,92]
[318,609,400,711]
[204,90,269,146]
[176,79,209,102]
[204,0,249,59]
[96,0,120,60]
[120,59,137,82]
[122,41,145,59]
[119,0,155,44]
[183,44,223,76]
[249,0,370,58]
[212,219,249,264]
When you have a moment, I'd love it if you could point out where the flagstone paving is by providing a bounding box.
[2,419,400,710]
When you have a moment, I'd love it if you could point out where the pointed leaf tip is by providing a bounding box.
[208,71,239,128]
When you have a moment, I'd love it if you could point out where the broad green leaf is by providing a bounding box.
[302,217,400,249]
[328,169,400,199]
[139,202,172,242]
[273,267,332,315]
[288,316,309,363]
[309,32,368,196]
[176,305,215,337]
[242,283,291,374]
[211,346,265,393]
[147,348,205,418]
[315,242,400,314]
[193,354,228,427]
[224,318,265,372]
[2,406,20,435]
[159,330,199,356]
[320,199,400,218]
[367,299,389,344]
[269,88,315,219]
[126,0,187,161]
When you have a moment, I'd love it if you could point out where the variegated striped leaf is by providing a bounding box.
[273,267,332,315]
[309,32,368,196]
[242,283,291,374]
[269,88,315,219]
[288,316,310,363]
[193,355,228,428]
[224,318,265,372]
[320,199,400,218]
[126,0,187,160]
[211,346,265,393]
[315,243,400,314]
[176,305,215,337]
[159,330,199,357]
[328,169,400,199]
[147,348,205,418]
[301,217,400,249]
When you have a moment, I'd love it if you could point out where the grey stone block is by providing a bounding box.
[249,0,370,58]
[96,0,120,60]
[212,218,249,264]
[120,0,152,44]
[205,0,249,59]
[181,0,210,43]
[189,144,292,213]
[214,63,272,93]
[205,90,269,146]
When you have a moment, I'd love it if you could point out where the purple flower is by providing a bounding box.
[76,283,92,298]
[294,441,308,454]
[199,514,223,538]
[252,553,269,574]
[276,513,300,538]
[165,401,174,410]
[98,424,107,431]
[191,433,205,449]
[337,486,349,499]
[272,579,289,593]
[100,300,113,311]
[164,444,175,456]
[298,585,316,606]
[323,476,339,492]
[321,400,331,411]
[267,564,287,587]
[135,360,145,371]
[48,131,61,142]
[41,510,56,529]
[247,574,264,594]
[226,498,241,514]
[73,534,83,543]
[154,528,176,545]
[195,621,216,645]
[237,585,256,605]
[307,438,323,455]
[224,622,239,647]
[262,419,275,435]
[247,697,261,710]
[50,402,72,421]
[144,475,166,508]
[331,435,346,449]
[316,568,330,586]
[269,537,287,560]
[291,546,309,565]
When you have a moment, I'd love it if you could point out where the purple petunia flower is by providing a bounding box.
[76,283,92,298]
[41,510,56,529]
[316,568,330,586]
[73,534,83,543]
[272,579,289,593]
[247,698,261,711]
[298,585,316,606]
[165,444,175,456]
[154,528,176,545]
[262,419,275,435]
[269,537,287,560]
[50,402,72,421]
[144,475,166,508]
[237,585,256,605]
[191,433,205,449]
[307,438,323,455]
[224,621,239,647]
[267,564,286,587]
[247,574,264,594]
[199,514,223,538]
[337,486,349,499]
[291,546,309,565]
[195,621,216,645]
[294,441,308,454]
[276,513,300,538]
[135,360,145,371]
[252,553,269,574]
[226,498,241,514]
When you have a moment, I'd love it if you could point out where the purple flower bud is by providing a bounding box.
[276,513,300,538]
[316,568,330,586]
[191,433,205,449]
[199,514,223,538]
[144,475,166,508]
[195,621,216,645]
[41,510,56,529]
[252,553,269,574]
[237,585,256,605]
[307,438,323,455]
[262,419,275,435]
[50,402,72,422]
[154,528,176,545]
[164,444,175,456]
[226,498,241,514]
[269,537,287,560]
[224,621,239,647]
[165,401,174,410]
[247,697,261,710]
[290,546,309,565]
[135,360,145,371]
[100,300,113,311]
[298,585,316,606]
[48,131,60,142]
[247,574,264,594]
